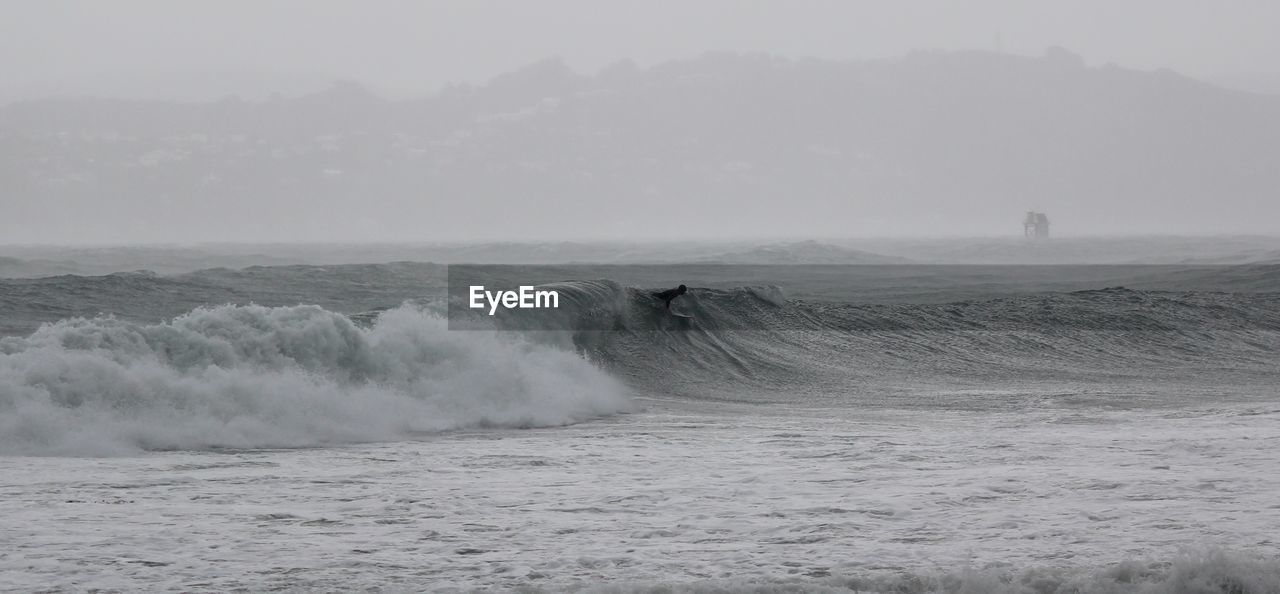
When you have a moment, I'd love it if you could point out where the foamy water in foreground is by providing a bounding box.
[4,400,1278,592]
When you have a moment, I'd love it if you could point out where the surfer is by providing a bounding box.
[652,284,687,311]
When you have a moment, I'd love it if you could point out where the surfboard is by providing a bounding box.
[670,311,693,319]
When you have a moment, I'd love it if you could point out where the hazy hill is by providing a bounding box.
[4,49,1279,242]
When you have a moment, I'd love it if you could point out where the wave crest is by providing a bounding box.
[0,304,630,456]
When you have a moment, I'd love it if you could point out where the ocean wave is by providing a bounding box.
[502,282,1280,403]
[0,304,630,456]
[4,277,1279,452]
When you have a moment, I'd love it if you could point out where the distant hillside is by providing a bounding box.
[4,49,1280,241]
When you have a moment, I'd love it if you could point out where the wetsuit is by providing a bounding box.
[652,285,687,310]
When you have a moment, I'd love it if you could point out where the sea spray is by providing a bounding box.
[0,304,631,456]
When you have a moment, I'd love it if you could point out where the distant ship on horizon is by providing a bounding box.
[1024,211,1050,238]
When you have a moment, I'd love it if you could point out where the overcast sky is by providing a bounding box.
[4,0,1279,100]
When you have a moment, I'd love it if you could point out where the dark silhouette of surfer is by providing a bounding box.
[652,284,687,311]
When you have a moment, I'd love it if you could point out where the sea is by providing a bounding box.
[2,240,1279,593]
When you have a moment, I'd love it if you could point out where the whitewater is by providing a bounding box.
[0,304,629,456]
[3,262,1280,592]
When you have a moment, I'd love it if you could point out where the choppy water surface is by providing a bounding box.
[2,258,1279,592]
[4,403,1279,592]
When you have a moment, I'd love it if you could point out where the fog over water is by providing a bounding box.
[3,1,1280,242]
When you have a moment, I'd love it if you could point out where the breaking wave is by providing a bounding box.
[4,274,1280,454]
[0,304,630,456]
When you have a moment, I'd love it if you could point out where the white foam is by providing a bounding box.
[0,304,631,455]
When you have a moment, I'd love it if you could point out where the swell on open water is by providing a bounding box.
[2,272,1278,455]
[3,266,1280,592]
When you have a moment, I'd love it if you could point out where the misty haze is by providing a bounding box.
[3,2,1280,593]
[5,49,1280,241]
